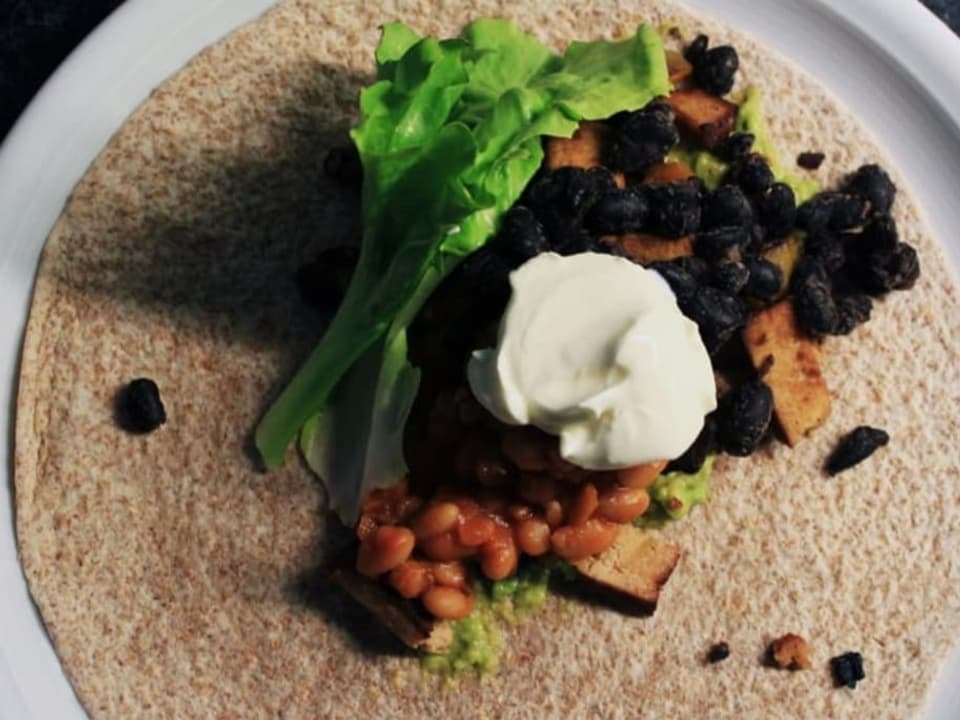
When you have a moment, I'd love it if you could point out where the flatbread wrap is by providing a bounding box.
[14,1,960,718]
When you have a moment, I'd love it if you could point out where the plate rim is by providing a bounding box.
[1,0,959,717]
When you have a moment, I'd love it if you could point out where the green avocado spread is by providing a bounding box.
[669,85,820,202]
[422,460,713,676]
[421,563,558,676]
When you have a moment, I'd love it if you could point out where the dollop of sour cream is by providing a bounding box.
[467,252,716,469]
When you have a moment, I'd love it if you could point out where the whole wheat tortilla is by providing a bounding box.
[14,1,960,718]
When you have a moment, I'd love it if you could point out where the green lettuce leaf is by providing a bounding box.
[255,19,670,522]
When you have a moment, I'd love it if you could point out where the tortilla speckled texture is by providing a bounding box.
[15,1,960,718]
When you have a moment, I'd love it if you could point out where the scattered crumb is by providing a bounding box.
[769,633,812,670]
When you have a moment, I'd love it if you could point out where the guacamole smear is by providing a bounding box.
[735,85,820,203]
[667,146,727,189]
[669,86,819,202]
[636,455,715,527]
[423,454,715,677]
[421,562,557,676]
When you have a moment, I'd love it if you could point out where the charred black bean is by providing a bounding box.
[650,259,702,302]
[844,164,896,216]
[791,257,838,336]
[743,257,783,301]
[701,185,753,230]
[756,182,797,240]
[855,242,920,295]
[826,426,889,475]
[796,152,825,170]
[858,216,899,253]
[117,378,167,434]
[707,642,731,664]
[828,194,870,231]
[693,46,739,96]
[833,294,873,335]
[684,34,709,65]
[607,101,679,174]
[713,132,755,162]
[805,232,846,274]
[707,261,749,295]
[830,652,866,689]
[717,380,773,456]
[680,286,747,355]
[585,188,649,235]
[491,206,550,267]
[695,226,749,261]
[727,154,774,195]
[647,180,702,237]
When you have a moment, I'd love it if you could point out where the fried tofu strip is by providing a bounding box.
[604,233,694,265]
[545,121,626,187]
[742,300,831,446]
[666,89,737,148]
[572,526,681,612]
[328,561,453,654]
[333,524,680,651]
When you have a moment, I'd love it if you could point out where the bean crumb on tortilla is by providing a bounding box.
[769,633,812,670]
[826,426,889,475]
[831,651,866,689]
[116,378,166,434]
[797,152,825,170]
[706,642,730,663]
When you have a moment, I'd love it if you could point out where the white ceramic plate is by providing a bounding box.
[1,0,958,717]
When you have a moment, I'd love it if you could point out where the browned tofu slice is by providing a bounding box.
[328,562,453,654]
[545,121,626,187]
[666,49,693,86]
[742,300,832,446]
[666,89,737,148]
[643,161,695,185]
[546,121,606,170]
[572,526,681,612]
[604,233,694,264]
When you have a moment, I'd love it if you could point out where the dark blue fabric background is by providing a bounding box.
[0,1,958,143]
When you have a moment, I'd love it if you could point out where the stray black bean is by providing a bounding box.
[826,426,889,475]
[706,641,731,664]
[830,652,866,689]
[117,378,167,434]
[797,152,825,170]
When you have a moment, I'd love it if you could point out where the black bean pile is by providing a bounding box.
[314,32,921,472]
